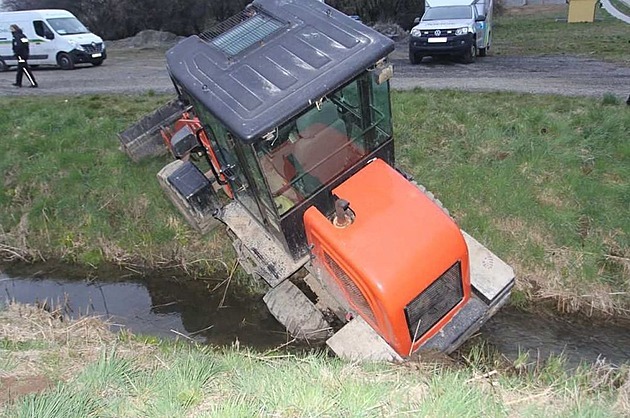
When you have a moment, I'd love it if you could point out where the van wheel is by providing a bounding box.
[92,59,104,67]
[479,46,487,57]
[57,53,75,70]
[0,59,8,72]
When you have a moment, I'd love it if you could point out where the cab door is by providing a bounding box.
[0,26,12,66]
[30,20,56,64]
[473,8,487,50]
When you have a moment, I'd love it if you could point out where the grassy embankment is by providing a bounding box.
[0,303,628,417]
[494,5,630,64]
[0,94,239,280]
[1,92,628,316]
[0,8,629,416]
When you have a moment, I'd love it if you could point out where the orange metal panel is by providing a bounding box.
[304,158,470,356]
[168,116,234,199]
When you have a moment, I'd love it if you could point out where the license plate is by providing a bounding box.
[91,53,102,58]
[428,37,447,43]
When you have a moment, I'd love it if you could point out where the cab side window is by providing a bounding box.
[33,21,54,39]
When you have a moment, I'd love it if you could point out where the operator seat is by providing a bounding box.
[262,100,364,202]
[292,101,362,187]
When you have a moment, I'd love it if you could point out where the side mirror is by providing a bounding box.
[413,17,420,24]
[45,31,54,40]
[475,15,486,22]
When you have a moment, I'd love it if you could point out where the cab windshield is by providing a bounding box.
[422,6,472,21]
[255,70,393,215]
[47,17,90,35]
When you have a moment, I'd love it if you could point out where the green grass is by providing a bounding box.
[0,94,233,275]
[1,303,627,416]
[393,89,629,314]
[13,385,100,418]
[1,334,627,417]
[494,6,630,63]
[0,91,628,314]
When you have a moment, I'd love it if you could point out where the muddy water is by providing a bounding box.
[0,268,289,350]
[2,267,629,367]
[482,308,630,369]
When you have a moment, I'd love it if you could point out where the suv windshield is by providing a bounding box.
[47,17,89,35]
[255,70,393,215]
[422,6,472,20]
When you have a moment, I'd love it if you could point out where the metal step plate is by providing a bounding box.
[462,231,515,305]
[326,316,402,362]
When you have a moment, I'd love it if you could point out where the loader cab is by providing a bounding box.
[126,0,514,360]
[173,65,395,259]
[166,0,396,259]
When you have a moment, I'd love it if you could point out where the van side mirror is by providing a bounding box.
[413,17,420,24]
[44,31,54,40]
[475,15,486,22]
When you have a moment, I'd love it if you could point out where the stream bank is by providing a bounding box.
[2,262,629,369]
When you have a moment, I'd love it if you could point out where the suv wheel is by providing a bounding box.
[409,51,423,65]
[463,43,477,64]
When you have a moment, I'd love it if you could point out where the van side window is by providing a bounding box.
[33,21,54,39]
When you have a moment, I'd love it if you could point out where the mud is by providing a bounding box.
[0,376,53,405]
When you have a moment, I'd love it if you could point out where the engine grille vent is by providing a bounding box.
[324,252,376,325]
[81,43,103,53]
[199,8,285,57]
[405,262,463,342]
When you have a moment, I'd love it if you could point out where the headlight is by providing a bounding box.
[455,27,469,36]
[69,40,84,51]
[411,28,423,37]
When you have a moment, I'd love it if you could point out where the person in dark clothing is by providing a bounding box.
[10,24,38,88]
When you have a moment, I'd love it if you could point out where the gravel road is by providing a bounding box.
[1,41,629,100]
[389,45,630,98]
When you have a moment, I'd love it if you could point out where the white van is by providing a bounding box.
[0,9,106,71]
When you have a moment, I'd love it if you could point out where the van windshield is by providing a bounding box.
[422,6,472,21]
[47,17,89,35]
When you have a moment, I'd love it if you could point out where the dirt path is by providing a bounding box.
[0,48,173,97]
[390,45,630,98]
[1,43,629,100]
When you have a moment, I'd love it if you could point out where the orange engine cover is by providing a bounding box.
[304,158,471,356]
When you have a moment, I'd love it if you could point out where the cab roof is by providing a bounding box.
[166,0,394,144]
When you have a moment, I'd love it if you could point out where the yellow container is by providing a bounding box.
[567,0,599,23]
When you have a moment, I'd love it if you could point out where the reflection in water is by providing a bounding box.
[482,308,630,368]
[0,270,289,349]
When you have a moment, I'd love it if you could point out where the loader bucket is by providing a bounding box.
[118,98,191,162]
